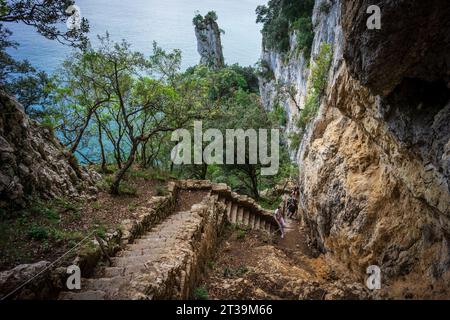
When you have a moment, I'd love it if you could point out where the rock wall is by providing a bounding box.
[260,0,450,298]
[259,0,343,157]
[194,12,225,69]
[0,92,100,209]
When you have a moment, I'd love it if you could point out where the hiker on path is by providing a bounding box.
[274,205,286,238]
[286,189,298,219]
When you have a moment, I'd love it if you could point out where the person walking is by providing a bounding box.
[274,205,286,238]
[286,190,298,219]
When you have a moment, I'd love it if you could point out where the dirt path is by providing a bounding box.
[279,218,310,253]
[200,217,369,300]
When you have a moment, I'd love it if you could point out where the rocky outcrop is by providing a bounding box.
[0,92,100,209]
[260,0,450,298]
[342,0,450,96]
[193,12,225,69]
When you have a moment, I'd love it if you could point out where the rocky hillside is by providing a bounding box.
[260,0,450,298]
[0,92,100,210]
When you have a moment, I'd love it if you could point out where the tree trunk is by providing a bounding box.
[69,110,94,155]
[140,140,147,168]
[115,140,122,169]
[250,168,259,200]
[201,163,208,180]
[110,142,138,194]
[95,112,107,173]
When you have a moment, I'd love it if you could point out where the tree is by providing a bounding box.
[0,0,89,117]
[54,49,112,157]
[51,35,207,194]
[0,0,89,48]
[256,0,314,55]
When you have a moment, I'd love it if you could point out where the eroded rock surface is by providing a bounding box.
[260,0,450,298]
[194,12,225,69]
[0,92,100,208]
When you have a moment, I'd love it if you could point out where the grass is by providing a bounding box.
[127,203,138,212]
[236,229,247,240]
[118,182,138,196]
[193,286,209,300]
[155,184,168,196]
[0,197,87,269]
[91,201,102,211]
[27,223,49,241]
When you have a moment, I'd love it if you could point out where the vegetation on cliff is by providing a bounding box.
[290,42,332,150]
[256,0,315,58]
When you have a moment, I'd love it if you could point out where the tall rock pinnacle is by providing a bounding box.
[193,11,225,69]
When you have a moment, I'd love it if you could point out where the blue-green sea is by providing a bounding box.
[6,0,266,74]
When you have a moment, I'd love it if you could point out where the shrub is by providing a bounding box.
[257,0,315,56]
[155,184,168,196]
[295,42,333,136]
[237,229,247,240]
[310,42,333,96]
[27,224,49,241]
[193,286,209,300]
[119,182,137,196]
[29,202,59,221]
[292,16,314,60]
[268,104,288,127]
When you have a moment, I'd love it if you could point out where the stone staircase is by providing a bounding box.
[58,180,279,300]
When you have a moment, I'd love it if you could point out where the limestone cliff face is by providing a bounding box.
[194,12,224,69]
[0,93,100,209]
[259,0,343,156]
[260,0,450,298]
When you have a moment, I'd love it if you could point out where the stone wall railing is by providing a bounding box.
[1,180,278,300]
[177,180,279,234]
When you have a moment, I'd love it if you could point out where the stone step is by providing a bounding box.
[59,289,106,300]
[118,246,168,258]
[83,276,131,293]
[101,263,156,278]
[110,254,164,267]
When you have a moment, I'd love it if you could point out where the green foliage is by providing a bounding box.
[256,0,315,56]
[292,16,314,60]
[258,196,282,210]
[95,225,107,239]
[193,286,209,300]
[257,59,275,80]
[91,201,102,211]
[288,132,301,152]
[193,11,218,27]
[29,202,59,222]
[155,184,168,196]
[310,43,333,96]
[0,0,89,118]
[295,43,332,136]
[27,224,49,241]
[118,182,138,196]
[268,104,288,128]
[236,229,247,240]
